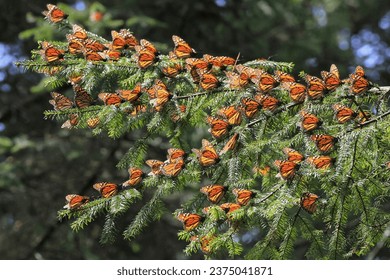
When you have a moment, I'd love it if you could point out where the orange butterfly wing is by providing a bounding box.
[300,192,319,214]
[98,93,122,106]
[123,167,144,187]
[207,116,230,138]
[219,203,241,214]
[172,35,195,58]
[146,159,164,176]
[42,4,68,23]
[64,194,89,209]
[240,97,261,118]
[299,110,322,132]
[310,134,337,153]
[177,213,204,231]
[220,133,239,155]
[93,182,119,198]
[117,83,143,103]
[192,139,220,167]
[307,156,334,170]
[232,188,255,206]
[332,104,357,123]
[49,92,74,111]
[274,160,299,180]
[200,185,227,204]
[282,147,305,163]
[304,74,327,100]
[321,64,341,91]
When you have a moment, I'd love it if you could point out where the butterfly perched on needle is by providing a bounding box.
[206,116,230,139]
[282,147,305,164]
[240,97,261,119]
[310,134,338,154]
[220,133,239,155]
[111,29,138,50]
[49,92,74,111]
[40,41,65,63]
[252,70,280,93]
[73,85,94,109]
[332,104,357,124]
[166,148,186,162]
[122,167,144,188]
[146,159,164,176]
[160,158,185,177]
[192,139,220,167]
[300,192,319,214]
[280,82,306,103]
[232,188,256,206]
[348,66,372,95]
[176,213,204,231]
[254,93,281,112]
[42,4,68,23]
[172,35,196,58]
[147,79,172,112]
[219,203,241,214]
[93,182,120,198]
[307,156,335,170]
[134,39,159,69]
[203,54,235,69]
[304,74,327,100]
[299,110,322,132]
[117,83,143,103]
[63,194,90,210]
[98,92,122,106]
[321,64,342,91]
[274,160,299,180]
[200,185,227,204]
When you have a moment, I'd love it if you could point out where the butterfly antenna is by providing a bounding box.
[232,52,241,71]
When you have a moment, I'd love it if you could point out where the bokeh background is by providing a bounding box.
[1,0,390,259]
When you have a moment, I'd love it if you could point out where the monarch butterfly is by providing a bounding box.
[83,38,106,52]
[161,61,183,78]
[310,134,338,153]
[93,182,120,198]
[148,80,172,111]
[304,74,327,100]
[217,106,242,126]
[252,165,270,176]
[232,188,256,206]
[61,113,79,129]
[254,93,281,112]
[185,58,210,72]
[49,92,74,111]
[134,44,157,69]
[40,41,65,63]
[200,185,227,204]
[219,203,241,214]
[83,50,106,61]
[122,167,144,188]
[66,35,85,55]
[220,133,239,155]
[300,192,319,214]
[63,194,90,210]
[321,64,342,91]
[236,64,258,81]
[99,48,122,61]
[170,104,187,122]
[129,104,147,116]
[349,67,371,95]
[71,24,88,40]
[193,235,215,254]
[146,159,164,176]
[86,116,100,128]
[111,29,138,50]
[199,71,220,90]
[275,70,295,83]
[73,85,94,109]
[224,71,249,89]
[299,110,322,132]
[252,70,280,93]
[68,73,82,85]
[240,97,261,118]
[307,156,335,170]
[332,104,357,123]
[282,147,305,163]
[207,116,230,139]
[274,160,299,180]
[42,4,68,23]
[172,35,195,58]
[176,213,204,231]
[167,148,186,161]
[98,92,122,106]
[192,139,220,167]
[117,83,143,103]
[281,82,306,103]
[161,159,185,177]
[203,54,236,68]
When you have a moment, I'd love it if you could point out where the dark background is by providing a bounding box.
[1,0,390,259]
